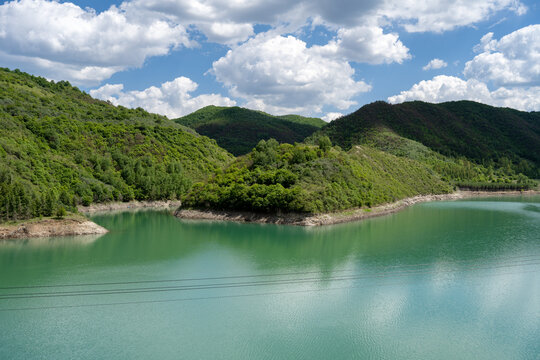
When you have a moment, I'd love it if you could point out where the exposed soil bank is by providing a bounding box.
[78,200,182,214]
[0,201,182,240]
[175,190,540,226]
[0,217,108,240]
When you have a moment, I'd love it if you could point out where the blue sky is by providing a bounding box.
[0,0,538,120]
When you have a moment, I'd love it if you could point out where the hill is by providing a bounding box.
[175,106,325,156]
[316,101,540,177]
[183,136,536,216]
[0,68,233,222]
[183,139,452,214]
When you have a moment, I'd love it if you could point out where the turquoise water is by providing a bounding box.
[0,196,539,359]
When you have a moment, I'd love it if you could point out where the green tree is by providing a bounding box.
[318,136,332,153]
[55,206,67,219]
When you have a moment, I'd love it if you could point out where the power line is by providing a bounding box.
[0,268,537,313]
[2,252,538,291]
[1,258,538,301]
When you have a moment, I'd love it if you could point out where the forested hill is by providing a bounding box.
[317,101,540,177]
[184,139,452,214]
[0,68,233,222]
[174,106,325,156]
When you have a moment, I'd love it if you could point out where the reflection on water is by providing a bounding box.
[0,197,539,360]
[0,234,104,250]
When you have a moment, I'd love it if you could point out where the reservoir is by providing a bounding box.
[1,196,539,359]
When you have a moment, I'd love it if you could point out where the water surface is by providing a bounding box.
[1,196,539,359]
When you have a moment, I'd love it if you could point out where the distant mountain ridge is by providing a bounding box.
[175,106,325,156]
[316,100,540,177]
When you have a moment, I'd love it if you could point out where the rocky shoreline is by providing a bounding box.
[0,200,181,240]
[0,217,108,240]
[1,191,537,239]
[175,190,539,226]
[78,200,182,214]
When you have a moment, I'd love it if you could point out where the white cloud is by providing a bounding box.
[423,58,448,71]
[388,76,492,104]
[389,25,540,112]
[0,51,122,85]
[489,86,540,111]
[382,0,527,33]
[122,0,527,45]
[121,0,301,44]
[0,0,529,87]
[0,0,190,84]
[322,112,344,122]
[464,25,540,86]
[196,22,254,45]
[315,26,411,64]
[90,77,236,118]
[387,75,540,111]
[211,33,371,115]
[123,0,305,27]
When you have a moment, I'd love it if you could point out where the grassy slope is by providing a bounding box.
[0,68,233,221]
[317,101,540,177]
[175,106,324,156]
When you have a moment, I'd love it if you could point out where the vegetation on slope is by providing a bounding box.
[183,138,452,214]
[337,129,538,190]
[0,68,233,222]
[184,100,538,215]
[2,68,536,223]
[316,101,540,178]
[175,106,325,156]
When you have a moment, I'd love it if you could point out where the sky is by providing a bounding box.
[0,0,538,120]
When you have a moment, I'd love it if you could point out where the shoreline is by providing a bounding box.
[78,200,182,214]
[0,200,181,240]
[0,216,108,240]
[175,190,540,226]
[2,191,537,239]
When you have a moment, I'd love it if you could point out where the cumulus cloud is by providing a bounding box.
[315,26,411,64]
[489,86,540,111]
[387,75,540,111]
[388,75,492,104]
[464,25,540,86]
[211,33,371,115]
[122,0,529,42]
[90,77,236,118]
[0,0,190,84]
[322,112,344,122]
[389,25,540,111]
[0,0,528,86]
[382,0,527,33]
[0,51,122,85]
[196,22,254,45]
[423,58,448,71]
[123,0,297,24]
[122,0,301,44]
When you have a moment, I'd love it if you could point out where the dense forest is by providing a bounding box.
[175,106,325,155]
[184,101,539,213]
[0,68,233,222]
[315,101,540,178]
[183,138,452,213]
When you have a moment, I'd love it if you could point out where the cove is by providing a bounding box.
[0,196,539,359]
